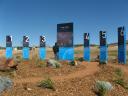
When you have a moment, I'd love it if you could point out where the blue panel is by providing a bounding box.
[118,45,126,64]
[39,48,46,60]
[84,47,90,61]
[6,47,13,59]
[59,47,74,60]
[100,46,108,63]
[22,47,29,60]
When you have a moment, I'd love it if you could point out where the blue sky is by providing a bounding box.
[0,0,128,47]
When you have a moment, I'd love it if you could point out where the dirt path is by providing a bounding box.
[13,62,100,84]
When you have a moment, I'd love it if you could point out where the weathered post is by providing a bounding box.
[6,35,13,59]
[99,31,108,64]
[22,36,29,60]
[84,33,90,61]
[39,36,46,60]
[118,26,126,64]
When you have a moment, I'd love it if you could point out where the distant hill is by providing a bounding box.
[108,40,128,46]
[0,47,5,49]
[74,40,128,47]
[74,44,98,47]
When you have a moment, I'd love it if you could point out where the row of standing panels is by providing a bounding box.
[83,27,127,64]
[6,35,46,60]
[4,24,127,64]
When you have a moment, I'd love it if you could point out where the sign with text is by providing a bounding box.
[40,36,46,47]
[23,36,29,59]
[23,36,29,47]
[39,36,46,60]
[100,31,106,46]
[57,23,74,60]
[100,31,107,64]
[57,23,73,47]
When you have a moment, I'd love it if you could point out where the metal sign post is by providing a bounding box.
[99,31,108,64]
[118,27,126,64]
[84,33,90,61]
[22,36,30,60]
[6,35,13,59]
[39,36,46,60]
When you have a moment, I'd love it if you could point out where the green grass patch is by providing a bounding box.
[114,79,128,89]
[114,68,128,89]
[38,78,55,90]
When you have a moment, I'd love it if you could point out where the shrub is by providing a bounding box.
[94,81,113,96]
[38,78,55,90]
[114,78,125,86]
[114,68,128,89]
[114,79,128,89]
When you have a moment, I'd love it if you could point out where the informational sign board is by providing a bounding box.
[84,33,90,61]
[23,36,29,59]
[6,35,13,59]
[57,23,74,60]
[57,23,73,47]
[39,36,46,60]
[118,27,126,64]
[99,31,108,64]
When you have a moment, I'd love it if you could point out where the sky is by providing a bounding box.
[0,0,128,47]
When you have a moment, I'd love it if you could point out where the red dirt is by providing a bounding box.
[13,62,99,84]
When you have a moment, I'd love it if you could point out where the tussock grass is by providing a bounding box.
[114,68,128,89]
[38,78,55,90]
[94,81,113,96]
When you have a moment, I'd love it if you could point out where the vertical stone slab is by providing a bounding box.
[39,36,46,60]
[57,23,74,60]
[100,31,108,64]
[22,36,29,60]
[6,35,13,59]
[84,33,90,61]
[118,27,126,64]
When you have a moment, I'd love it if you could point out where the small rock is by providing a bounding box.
[27,88,32,91]
[47,59,61,68]
[0,76,13,93]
